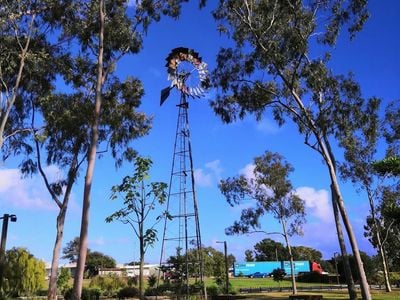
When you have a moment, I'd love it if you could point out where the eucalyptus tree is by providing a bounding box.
[244,249,254,261]
[0,0,62,155]
[251,238,286,261]
[374,157,400,177]
[364,186,400,272]
[24,50,151,299]
[338,100,397,292]
[0,2,91,299]
[106,156,167,300]
[211,1,374,298]
[220,151,305,295]
[374,101,400,177]
[248,239,323,262]
[43,1,199,298]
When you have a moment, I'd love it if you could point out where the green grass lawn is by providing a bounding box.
[236,290,400,300]
[204,277,400,299]
[206,277,333,289]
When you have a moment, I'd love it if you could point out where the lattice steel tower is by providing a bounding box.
[158,47,210,297]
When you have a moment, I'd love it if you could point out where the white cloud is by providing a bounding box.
[194,160,223,187]
[205,160,223,179]
[194,169,212,187]
[295,186,333,223]
[239,163,255,180]
[0,167,62,211]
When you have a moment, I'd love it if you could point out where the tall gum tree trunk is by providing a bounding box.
[331,186,357,300]
[281,219,297,295]
[375,224,391,292]
[48,176,75,300]
[47,208,67,300]
[368,190,392,292]
[72,1,105,298]
[289,89,371,299]
[329,166,371,300]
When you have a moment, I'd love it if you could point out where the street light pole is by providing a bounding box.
[0,214,17,293]
[217,241,229,294]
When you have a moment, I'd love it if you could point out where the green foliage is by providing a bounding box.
[211,2,375,297]
[245,249,254,261]
[206,284,220,296]
[57,267,71,294]
[220,151,306,237]
[271,268,286,283]
[0,0,63,155]
[117,286,140,298]
[364,186,400,271]
[64,287,100,300]
[2,247,46,297]
[107,156,167,298]
[297,272,327,284]
[127,276,138,287]
[373,156,400,177]
[249,239,322,262]
[62,237,80,263]
[89,274,127,297]
[85,251,116,278]
[335,252,377,283]
[147,274,157,288]
[252,239,287,261]
[62,238,116,277]
[390,272,400,287]
[106,156,168,251]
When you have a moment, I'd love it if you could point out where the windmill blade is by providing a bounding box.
[160,86,174,106]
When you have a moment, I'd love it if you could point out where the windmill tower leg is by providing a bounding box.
[158,92,205,299]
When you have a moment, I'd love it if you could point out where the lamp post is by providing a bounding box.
[0,214,17,293]
[216,241,229,294]
[333,252,340,285]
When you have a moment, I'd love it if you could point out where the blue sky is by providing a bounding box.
[0,1,399,265]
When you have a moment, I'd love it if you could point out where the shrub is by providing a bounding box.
[271,268,286,283]
[297,272,334,284]
[117,286,140,299]
[64,287,101,300]
[145,282,175,296]
[390,272,400,287]
[147,274,157,288]
[89,274,128,296]
[206,285,219,296]
[57,267,71,294]
[127,276,138,287]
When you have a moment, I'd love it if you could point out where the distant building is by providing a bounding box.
[99,264,159,277]
[45,262,159,278]
[45,262,77,279]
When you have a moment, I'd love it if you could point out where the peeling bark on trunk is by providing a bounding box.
[367,190,392,292]
[281,219,297,295]
[72,1,105,298]
[375,223,391,292]
[47,208,67,300]
[289,89,371,300]
[329,170,371,300]
[331,186,357,300]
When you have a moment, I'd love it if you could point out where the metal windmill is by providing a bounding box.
[158,47,210,297]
